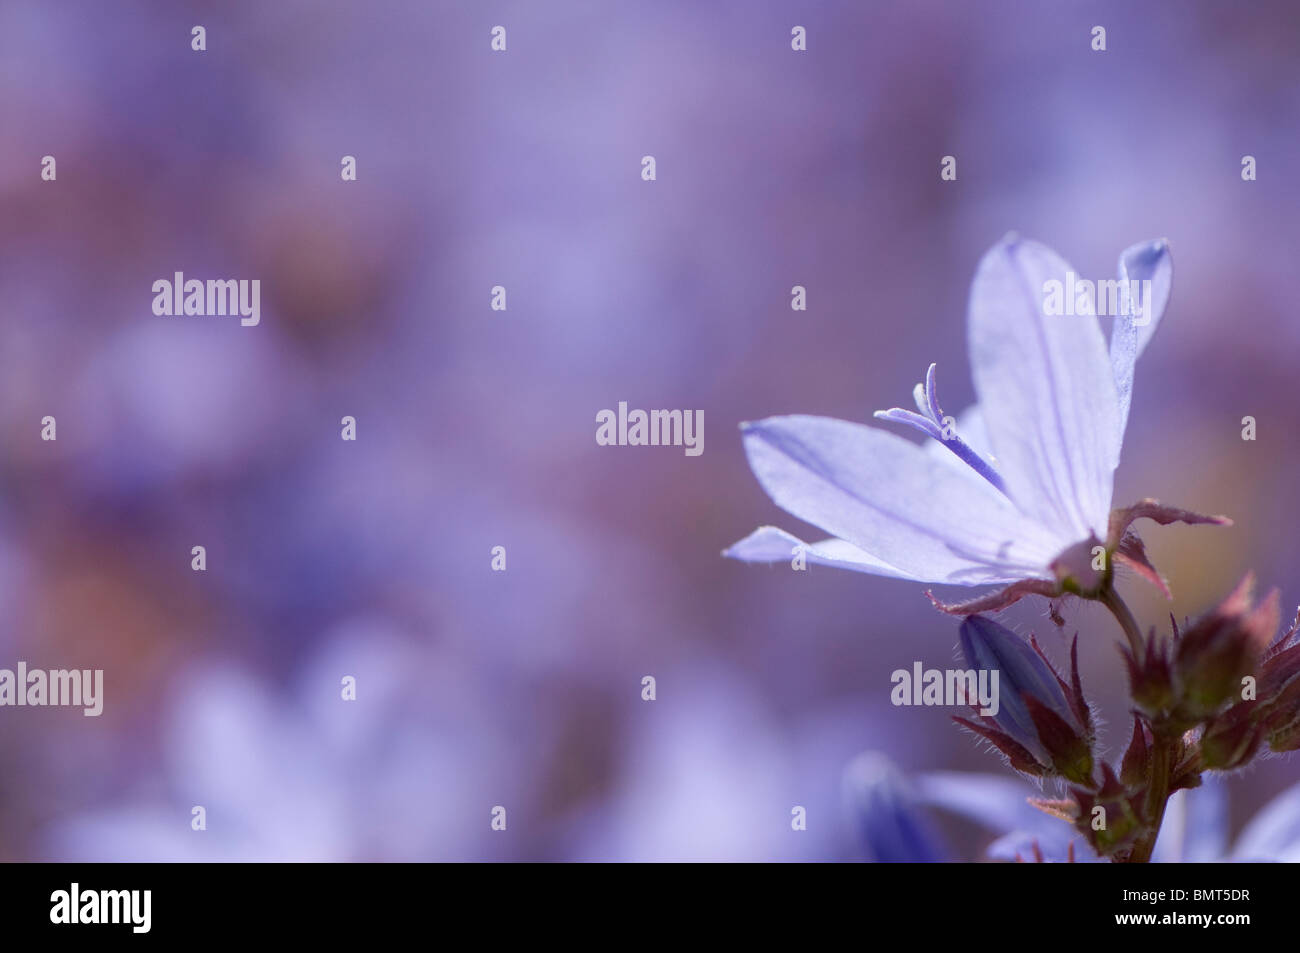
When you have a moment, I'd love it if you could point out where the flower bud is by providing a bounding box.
[1121,631,1176,716]
[1258,608,1300,700]
[1173,575,1279,720]
[1072,764,1145,858]
[1252,609,1300,752]
[1200,702,1263,770]
[957,616,1095,785]
[843,753,949,862]
[1263,671,1300,753]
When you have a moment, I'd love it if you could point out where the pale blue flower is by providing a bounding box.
[44,624,522,862]
[844,753,950,862]
[1155,776,1300,863]
[850,754,1300,863]
[844,751,1094,862]
[725,236,1219,609]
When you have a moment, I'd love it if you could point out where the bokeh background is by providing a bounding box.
[1,0,1297,861]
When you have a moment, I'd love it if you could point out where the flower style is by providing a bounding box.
[725,236,1228,613]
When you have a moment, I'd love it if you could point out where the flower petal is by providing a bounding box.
[722,526,915,579]
[1111,239,1173,447]
[1152,779,1228,863]
[986,829,1098,863]
[968,236,1120,542]
[738,414,1063,584]
[843,753,951,863]
[1231,782,1300,862]
[914,770,1096,862]
[915,770,1054,833]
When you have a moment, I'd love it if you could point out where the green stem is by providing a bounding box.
[1127,733,1175,864]
[1094,584,1176,864]
[1097,586,1144,659]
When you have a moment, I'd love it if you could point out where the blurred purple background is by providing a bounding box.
[1,0,1297,861]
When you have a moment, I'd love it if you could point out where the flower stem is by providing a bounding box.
[1095,584,1177,864]
[1097,586,1144,658]
[1128,732,1175,864]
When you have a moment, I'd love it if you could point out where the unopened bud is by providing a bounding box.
[1200,703,1263,770]
[1072,764,1145,858]
[957,616,1095,784]
[1174,575,1279,719]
